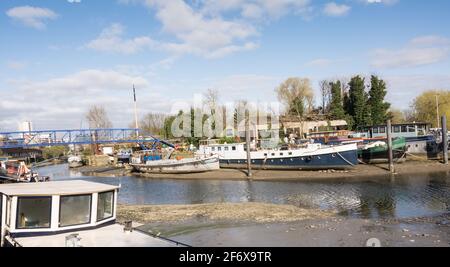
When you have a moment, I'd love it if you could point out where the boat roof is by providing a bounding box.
[0,180,119,197]
[200,143,245,147]
[12,223,179,247]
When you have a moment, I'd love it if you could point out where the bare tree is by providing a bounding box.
[275,78,314,130]
[319,80,332,115]
[203,88,220,112]
[85,105,112,129]
[139,113,168,136]
[275,78,314,137]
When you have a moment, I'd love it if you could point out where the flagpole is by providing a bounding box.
[133,85,139,137]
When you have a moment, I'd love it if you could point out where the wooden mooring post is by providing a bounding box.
[386,120,395,173]
[442,115,448,165]
[245,110,252,178]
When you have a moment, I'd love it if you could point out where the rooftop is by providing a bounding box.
[0,180,119,196]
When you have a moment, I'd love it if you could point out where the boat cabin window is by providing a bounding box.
[280,153,284,156]
[271,153,275,156]
[373,127,379,134]
[218,147,222,151]
[408,126,416,133]
[59,194,92,227]
[393,126,400,133]
[380,127,386,134]
[211,147,215,151]
[97,191,114,222]
[232,146,236,151]
[224,147,229,151]
[17,197,51,229]
[264,153,268,157]
[288,152,293,156]
[401,126,408,133]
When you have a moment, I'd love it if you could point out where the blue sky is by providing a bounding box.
[1,0,450,130]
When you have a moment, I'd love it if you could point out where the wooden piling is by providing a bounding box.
[386,120,395,173]
[245,110,252,178]
[442,115,448,165]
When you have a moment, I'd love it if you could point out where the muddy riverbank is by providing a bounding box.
[116,203,450,247]
[117,203,334,224]
[125,160,450,181]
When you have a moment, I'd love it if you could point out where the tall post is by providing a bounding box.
[442,115,448,165]
[386,120,395,173]
[133,85,139,138]
[436,95,440,129]
[245,110,252,178]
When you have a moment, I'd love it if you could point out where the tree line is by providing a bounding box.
[81,79,449,143]
[276,75,391,130]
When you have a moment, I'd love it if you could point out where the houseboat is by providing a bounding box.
[130,150,220,174]
[0,159,50,183]
[354,122,446,158]
[0,180,187,247]
[357,137,407,164]
[197,142,359,170]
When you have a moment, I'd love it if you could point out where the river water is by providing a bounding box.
[37,164,450,220]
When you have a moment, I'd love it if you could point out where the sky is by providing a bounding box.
[1,0,450,131]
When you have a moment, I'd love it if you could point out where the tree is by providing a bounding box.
[329,81,346,120]
[412,90,450,127]
[276,78,314,132]
[319,80,332,115]
[85,105,112,129]
[388,109,407,124]
[139,113,167,136]
[348,76,371,128]
[368,75,390,125]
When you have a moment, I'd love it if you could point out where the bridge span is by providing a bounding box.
[0,128,166,149]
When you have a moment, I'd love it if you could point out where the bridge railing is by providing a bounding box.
[0,128,153,149]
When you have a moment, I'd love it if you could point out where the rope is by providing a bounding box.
[337,152,356,167]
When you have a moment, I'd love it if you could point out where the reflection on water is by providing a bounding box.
[37,164,450,219]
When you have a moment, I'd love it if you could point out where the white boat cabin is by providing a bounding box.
[0,180,182,247]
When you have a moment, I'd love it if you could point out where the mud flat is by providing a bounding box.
[117,203,450,247]
[117,203,333,224]
[130,160,450,181]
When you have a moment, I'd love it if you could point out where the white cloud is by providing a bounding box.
[67,0,82,3]
[384,74,450,109]
[323,2,351,17]
[371,36,450,69]
[85,23,156,54]
[0,70,174,130]
[365,0,398,5]
[114,0,314,59]
[6,6,58,30]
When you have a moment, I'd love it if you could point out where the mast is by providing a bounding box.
[133,85,139,137]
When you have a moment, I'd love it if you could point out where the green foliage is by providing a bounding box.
[348,76,372,128]
[329,81,346,120]
[413,90,450,127]
[219,137,236,144]
[369,75,391,125]
[289,97,305,117]
[42,146,68,159]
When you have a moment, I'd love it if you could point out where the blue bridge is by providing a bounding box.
[0,128,171,149]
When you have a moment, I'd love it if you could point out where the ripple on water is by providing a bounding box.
[37,164,450,219]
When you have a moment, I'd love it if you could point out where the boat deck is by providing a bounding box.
[10,224,184,247]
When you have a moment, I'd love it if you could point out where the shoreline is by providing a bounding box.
[125,160,450,181]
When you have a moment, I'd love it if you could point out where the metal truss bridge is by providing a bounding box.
[0,128,172,149]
